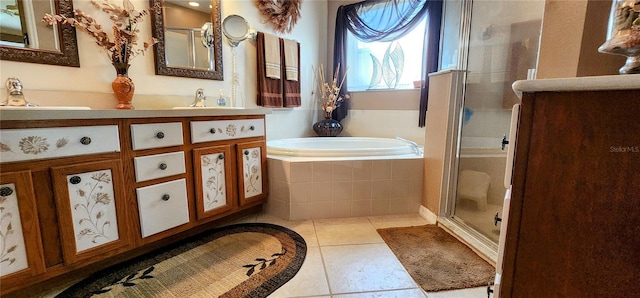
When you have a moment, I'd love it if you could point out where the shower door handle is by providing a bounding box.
[501,134,509,151]
[494,212,502,226]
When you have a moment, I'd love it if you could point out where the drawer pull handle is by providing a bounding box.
[162,194,170,201]
[249,125,255,131]
[80,137,92,145]
[244,150,249,156]
[0,187,14,197]
[209,128,216,134]
[494,212,502,226]
[156,132,165,139]
[69,176,81,184]
[159,163,168,170]
[218,154,224,160]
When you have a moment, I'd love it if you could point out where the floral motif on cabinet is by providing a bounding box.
[242,148,263,197]
[0,135,68,155]
[0,183,29,277]
[67,170,119,252]
[200,153,227,211]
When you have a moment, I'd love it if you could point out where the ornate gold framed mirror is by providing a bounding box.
[150,0,223,80]
[0,0,80,67]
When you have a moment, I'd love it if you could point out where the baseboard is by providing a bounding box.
[419,205,438,224]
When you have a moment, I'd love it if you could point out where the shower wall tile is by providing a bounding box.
[291,162,313,183]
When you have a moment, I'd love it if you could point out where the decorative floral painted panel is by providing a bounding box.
[0,183,29,277]
[200,153,228,212]
[242,147,263,198]
[66,170,120,252]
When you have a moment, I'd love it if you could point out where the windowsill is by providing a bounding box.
[348,88,421,110]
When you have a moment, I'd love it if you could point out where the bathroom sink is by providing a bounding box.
[172,106,244,110]
[0,106,91,110]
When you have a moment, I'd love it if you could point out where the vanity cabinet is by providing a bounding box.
[498,87,640,297]
[0,112,268,296]
[190,118,268,219]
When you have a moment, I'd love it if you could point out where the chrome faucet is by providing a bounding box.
[189,88,207,107]
[3,77,37,106]
[396,137,423,155]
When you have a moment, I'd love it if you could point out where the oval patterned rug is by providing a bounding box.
[57,223,307,298]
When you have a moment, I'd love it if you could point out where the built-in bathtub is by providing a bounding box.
[265,137,424,220]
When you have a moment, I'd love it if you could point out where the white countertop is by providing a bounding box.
[512,74,640,94]
[0,108,270,121]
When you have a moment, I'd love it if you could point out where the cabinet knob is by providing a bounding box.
[249,125,255,131]
[80,136,92,145]
[494,212,502,226]
[501,134,509,151]
[209,128,216,134]
[244,150,249,156]
[69,176,81,184]
[218,154,224,160]
[0,187,14,197]
[159,163,168,170]
[156,131,165,139]
[162,194,170,201]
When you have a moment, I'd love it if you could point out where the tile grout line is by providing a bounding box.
[313,218,335,297]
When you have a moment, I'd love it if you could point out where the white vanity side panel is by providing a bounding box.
[190,119,265,143]
[242,147,263,198]
[130,122,184,150]
[200,152,228,212]
[66,170,120,253]
[0,183,29,277]
[133,151,186,182]
[136,179,190,238]
[0,125,120,163]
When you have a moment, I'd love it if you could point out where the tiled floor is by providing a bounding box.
[36,213,490,298]
[236,213,490,298]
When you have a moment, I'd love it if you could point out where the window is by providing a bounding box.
[346,18,426,91]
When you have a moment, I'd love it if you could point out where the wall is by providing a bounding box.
[0,0,328,141]
[537,0,626,78]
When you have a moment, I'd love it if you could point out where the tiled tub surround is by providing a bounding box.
[266,157,424,220]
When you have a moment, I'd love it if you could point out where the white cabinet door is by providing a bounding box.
[193,146,234,219]
[237,141,267,206]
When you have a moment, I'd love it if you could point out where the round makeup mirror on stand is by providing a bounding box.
[222,14,254,47]
[222,15,255,107]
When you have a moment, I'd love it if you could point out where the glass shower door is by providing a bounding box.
[452,0,544,244]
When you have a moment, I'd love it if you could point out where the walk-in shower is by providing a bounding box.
[438,0,545,261]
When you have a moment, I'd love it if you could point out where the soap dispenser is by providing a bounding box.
[217,89,227,106]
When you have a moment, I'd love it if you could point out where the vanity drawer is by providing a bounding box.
[130,122,183,150]
[0,125,120,163]
[136,179,190,238]
[133,151,186,182]
[190,119,264,143]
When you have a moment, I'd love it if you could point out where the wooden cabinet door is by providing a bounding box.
[236,141,267,206]
[51,160,132,265]
[193,146,235,219]
[0,171,45,292]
